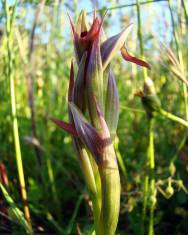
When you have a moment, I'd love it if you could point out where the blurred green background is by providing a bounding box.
[0,0,188,234]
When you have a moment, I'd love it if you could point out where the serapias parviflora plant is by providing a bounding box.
[52,11,150,235]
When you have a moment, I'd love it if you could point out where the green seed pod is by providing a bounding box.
[176,180,183,189]
[165,186,174,198]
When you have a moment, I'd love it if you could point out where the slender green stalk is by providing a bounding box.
[120,105,145,113]
[136,0,144,58]
[66,193,84,235]
[136,0,147,80]
[0,183,32,234]
[3,0,32,232]
[114,136,128,183]
[181,0,188,23]
[46,151,60,216]
[171,133,188,163]
[91,0,168,13]
[148,118,155,235]
[136,1,151,232]
[142,151,149,233]
[168,1,180,54]
[159,109,188,128]
[183,81,188,120]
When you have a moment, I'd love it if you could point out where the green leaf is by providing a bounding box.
[0,183,32,234]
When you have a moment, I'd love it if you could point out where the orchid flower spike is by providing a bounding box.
[52,11,151,235]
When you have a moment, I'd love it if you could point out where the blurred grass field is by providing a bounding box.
[0,0,188,234]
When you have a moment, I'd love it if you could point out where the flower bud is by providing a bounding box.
[177,180,183,189]
[69,12,101,64]
[73,53,87,112]
[141,77,161,117]
[105,69,119,139]
[86,35,104,130]
[101,24,133,70]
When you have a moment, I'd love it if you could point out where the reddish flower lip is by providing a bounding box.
[79,16,106,44]
[80,31,88,37]
[69,14,101,42]
[121,46,151,69]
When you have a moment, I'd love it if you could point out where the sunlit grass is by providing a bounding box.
[0,0,188,234]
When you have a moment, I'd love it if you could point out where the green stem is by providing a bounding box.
[95,137,120,235]
[120,105,145,113]
[171,133,188,163]
[136,0,147,80]
[97,166,120,235]
[142,166,149,234]
[114,136,128,184]
[136,0,144,58]
[148,118,155,235]
[46,155,60,215]
[168,0,179,53]
[181,0,188,23]
[136,1,149,233]
[91,0,168,13]
[3,0,32,232]
[66,193,84,235]
[183,82,188,121]
[142,117,155,235]
[159,109,188,128]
